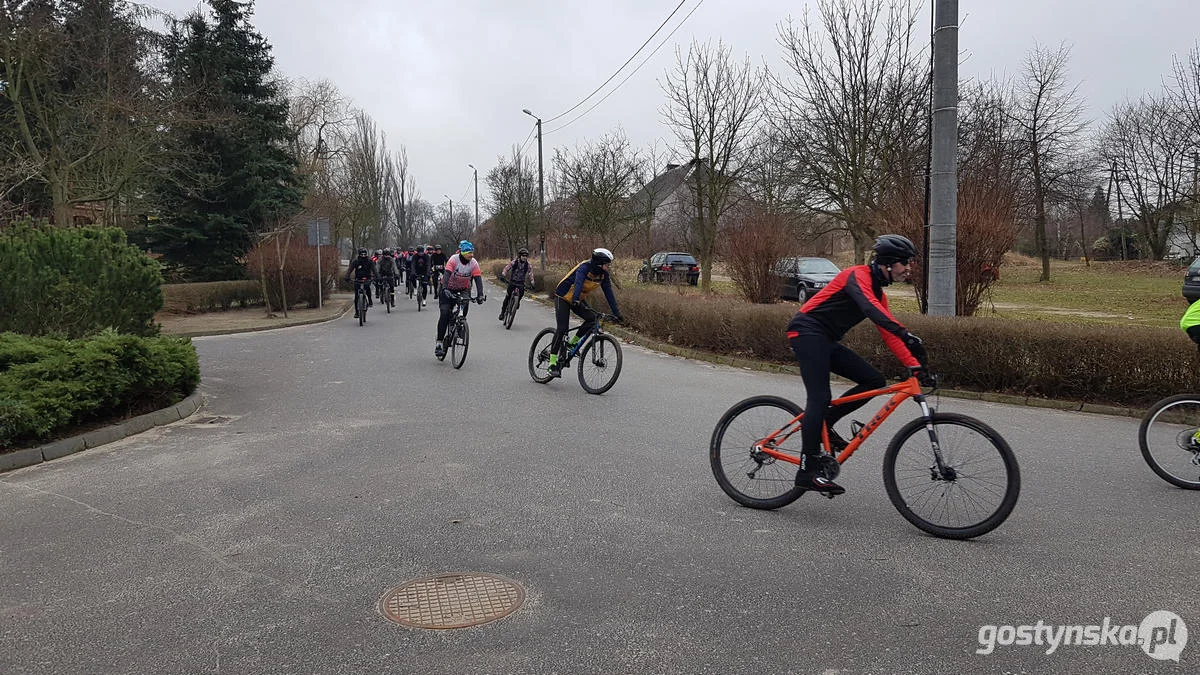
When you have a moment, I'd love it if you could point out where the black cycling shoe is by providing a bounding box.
[795,453,845,495]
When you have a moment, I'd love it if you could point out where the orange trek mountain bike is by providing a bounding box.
[709,369,1020,539]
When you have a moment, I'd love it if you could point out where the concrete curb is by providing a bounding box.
[0,392,205,474]
[169,300,354,338]
[504,279,1145,420]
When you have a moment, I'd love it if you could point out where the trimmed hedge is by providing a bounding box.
[491,262,1196,407]
[610,289,1198,408]
[0,331,200,448]
[0,220,163,337]
[161,281,264,314]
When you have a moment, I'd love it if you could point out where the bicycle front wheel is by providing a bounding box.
[577,334,622,394]
[504,297,518,329]
[356,292,366,326]
[709,395,806,510]
[451,321,469,369]
[883,412,1020,540]
[528,328,555,383]
[1139,394,1200,489]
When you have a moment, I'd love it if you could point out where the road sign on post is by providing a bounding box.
[307,218,331,309]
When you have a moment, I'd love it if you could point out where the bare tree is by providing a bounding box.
[340,111,394,250]
[1012,42,1090,279]
[771,0,929,262]
[881,80,1025,315]
[485,147,539,256]
[552,129,642,250]
[660,38,764,291]
[1,1,173,226]
[1099,94,1192,259]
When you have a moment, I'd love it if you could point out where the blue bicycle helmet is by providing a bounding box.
[459,240,475,253]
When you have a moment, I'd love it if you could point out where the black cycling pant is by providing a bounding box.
[500,283,525,314]
[551,297,597,355]
[437,289,470,341]
[790,331,886,454]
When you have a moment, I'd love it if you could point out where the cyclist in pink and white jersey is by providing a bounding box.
[434,240,486,358]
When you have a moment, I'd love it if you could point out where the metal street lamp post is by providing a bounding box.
[522,108,546,270]
[467,163,479,234]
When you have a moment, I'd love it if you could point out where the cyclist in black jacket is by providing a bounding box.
[429,244,448,294]
[344,248,376,318]
[499,247,535,320]
[377,248,398,300]
[410,246,432,306]
[786,234,928,495]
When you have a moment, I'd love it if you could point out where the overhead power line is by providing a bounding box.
[545,0,704,136]
[544,0,691,124]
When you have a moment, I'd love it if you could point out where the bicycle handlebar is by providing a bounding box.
[907,365,939,389]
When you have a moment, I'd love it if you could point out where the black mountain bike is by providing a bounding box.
[501,284,529,330]
[352,279,372,326]
[437,291,486,369]
[528,313,623,394]
[382,277,396,313]
[414,275,431,312]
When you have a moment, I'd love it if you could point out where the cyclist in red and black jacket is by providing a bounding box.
[787,234,928,495]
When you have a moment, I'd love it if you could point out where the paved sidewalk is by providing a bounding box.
[157,293,354,337]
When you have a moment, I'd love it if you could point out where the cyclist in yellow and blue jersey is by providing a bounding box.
[549,247,624,377]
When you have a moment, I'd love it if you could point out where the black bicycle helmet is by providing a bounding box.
[357,248,368,257]
[872,234,918,265]
[518,247,529,256]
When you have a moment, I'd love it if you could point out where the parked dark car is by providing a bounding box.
[773,256,841,302]
[639,251,700,285]
[1184,256,1200,302]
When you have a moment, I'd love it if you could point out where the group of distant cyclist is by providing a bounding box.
[346,243,452,310]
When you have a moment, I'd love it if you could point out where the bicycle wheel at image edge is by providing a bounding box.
[1139,394,1200,489]
[528,328,556,383]
[577,334,622,394]
[709,395,807,510]
[882,412,1020,540]
[451,320,470,369]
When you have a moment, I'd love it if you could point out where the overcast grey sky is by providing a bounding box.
[149,0,1200,216]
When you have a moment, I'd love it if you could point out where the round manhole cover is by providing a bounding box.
[378,573,524,629]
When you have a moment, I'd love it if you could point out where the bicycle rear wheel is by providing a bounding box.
[451,320,470,369]
[356,291,366,326]
[883,412,1020,540]
[1139,394,1200,489]
[709,395,807,510]
[577,334,622,394]
[528,328,555,383]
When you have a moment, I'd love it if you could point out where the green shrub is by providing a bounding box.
[161,281,264,313]
[0,219,163,337]
[0,331,199,448]
[612,289,1199,407]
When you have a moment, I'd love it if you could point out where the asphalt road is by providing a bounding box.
[2,281,1197,674]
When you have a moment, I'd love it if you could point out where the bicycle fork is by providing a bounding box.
[915,398,956,482]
